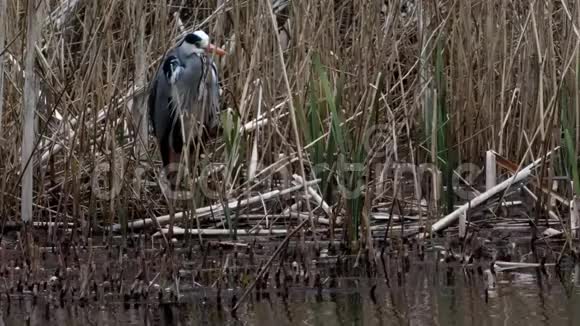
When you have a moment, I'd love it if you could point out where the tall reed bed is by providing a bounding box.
[0,0,579,246]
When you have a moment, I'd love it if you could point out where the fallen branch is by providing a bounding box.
[1,221,75,232]
[112,179,320,231]
[290,212,331,225]
[292,174,334,221]
[232,218,309,312]
[372,213,421,221]
[491,150,569,207]
[431,150,556,233]
[493,261,555,272]
[154,227,290,237]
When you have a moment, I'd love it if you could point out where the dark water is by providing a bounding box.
[2,262,579,326]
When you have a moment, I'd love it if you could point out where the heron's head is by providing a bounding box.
[181,31,227,57]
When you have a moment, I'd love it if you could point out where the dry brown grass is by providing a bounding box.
[0,0,579,244]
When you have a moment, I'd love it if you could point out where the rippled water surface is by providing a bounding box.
[2,260,579,326]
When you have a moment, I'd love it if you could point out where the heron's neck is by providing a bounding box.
[179,43,205,57]
[193,49,205,56]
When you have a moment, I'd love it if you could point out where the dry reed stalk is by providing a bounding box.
[247,80,262,182]
[0,0,578,249]
[119,179,320,230]
[131,0,148,164]
[21,0,43,223]
[571,197,580,240]
[262,0,316,241]
[485,151,497,191]
[155,227,291,237]
[0,0,5,137]
[38,2,218,165]
[292,175,333,220]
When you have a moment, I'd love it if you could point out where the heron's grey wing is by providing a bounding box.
[172,53,202,111]
[149,67,175,143]
[204,58,221,130]
[168,54,220,137]
[150,49,183,135]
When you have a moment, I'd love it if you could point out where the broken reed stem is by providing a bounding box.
[0,0,6,137]
[232,217,309,312]
[21,0,43,224]
[485,150,497,191]
[132,0,148,163]
[432,148,557,233]
[292,175,334,221]
[118,179,321,230]
[155,227,293,237]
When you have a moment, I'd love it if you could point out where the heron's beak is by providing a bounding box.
[207,44,227,56]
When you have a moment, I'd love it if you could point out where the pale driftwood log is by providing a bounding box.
[116,179,320,230]
[0,0,6,136]
[542,228,563,237]
[371,213,421,221]
[292,175,334,220]
[431,151,555,233]
[154,226,290,237]
[493,261,556,272]
[500,201,523,207]
[290,212,331,225]
[21,0,43,223]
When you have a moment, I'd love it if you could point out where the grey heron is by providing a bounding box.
[148,30,226,184]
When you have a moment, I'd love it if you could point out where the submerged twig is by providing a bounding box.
[232,218,309,312]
